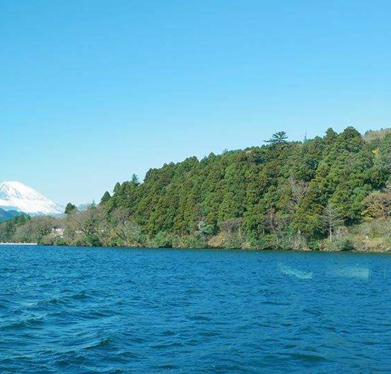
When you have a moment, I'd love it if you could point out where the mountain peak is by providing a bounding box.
[0,181,63,216]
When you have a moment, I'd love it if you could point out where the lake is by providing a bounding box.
[0,246,390,373]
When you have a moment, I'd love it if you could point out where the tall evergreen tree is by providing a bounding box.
[265,131,288,145]
[65,203,77,215]
[100,191,111,205]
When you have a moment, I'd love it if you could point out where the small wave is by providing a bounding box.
[36,297,66,306]
[85,338,112,350]
[288,352,329,363]
[153,363,181,370]
[1,316,44,331]
[187,314,213,322]
[71,291,89,300]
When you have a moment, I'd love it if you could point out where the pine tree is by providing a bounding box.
[100,191,111,205]
[65,203,77,215]
[265,131,288,145]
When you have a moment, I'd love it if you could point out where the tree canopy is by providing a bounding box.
[2,126,391,251]
[264,131,288,145]
[64,203,77,215]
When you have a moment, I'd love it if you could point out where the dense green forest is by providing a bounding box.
[2,126,391,251]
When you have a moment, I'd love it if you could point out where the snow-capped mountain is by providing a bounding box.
[0,181,63,216]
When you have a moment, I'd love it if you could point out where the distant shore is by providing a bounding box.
[1,242,390,253]
[0,243,38,246]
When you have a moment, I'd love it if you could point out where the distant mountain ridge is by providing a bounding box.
[0,208,24,222]
[0,182,63,216]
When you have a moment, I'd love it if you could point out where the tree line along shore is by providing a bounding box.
[2,127,391,252]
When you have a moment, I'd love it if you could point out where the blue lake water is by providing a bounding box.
[1,246,390,373]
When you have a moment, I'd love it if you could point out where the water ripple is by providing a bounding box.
[0,246,390,373]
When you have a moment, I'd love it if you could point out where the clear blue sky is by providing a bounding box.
[1,0,390,205]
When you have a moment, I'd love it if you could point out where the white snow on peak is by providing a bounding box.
[0,181,64,216]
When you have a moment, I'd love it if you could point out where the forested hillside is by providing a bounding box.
[0,208,24,223]
[2,126,391,251]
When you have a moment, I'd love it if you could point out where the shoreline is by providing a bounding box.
[0,243,38,246]
[3,243,391,253]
